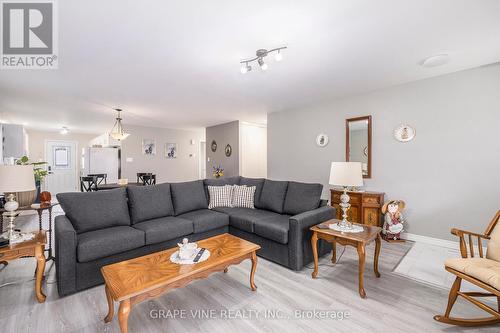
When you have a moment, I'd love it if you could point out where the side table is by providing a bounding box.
[0,203,59,261]
[310,219,382,298]
[0,231,47,303]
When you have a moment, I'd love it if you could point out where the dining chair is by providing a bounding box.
[141,174,156,186]
[80,176,98,192]
[434,210,500,326]
[87,173,107,185]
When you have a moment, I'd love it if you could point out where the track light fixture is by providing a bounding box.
[240,46,287,73]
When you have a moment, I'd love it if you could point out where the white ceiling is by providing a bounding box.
[1,0,500,134]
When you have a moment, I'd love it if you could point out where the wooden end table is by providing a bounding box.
[310,219,382,298]
[101,233,260,333]
[0,231,47,303]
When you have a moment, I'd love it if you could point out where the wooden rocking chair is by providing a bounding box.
[434,210,500,326]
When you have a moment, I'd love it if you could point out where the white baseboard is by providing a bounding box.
[401,233,459,249]
[402,233,488,254]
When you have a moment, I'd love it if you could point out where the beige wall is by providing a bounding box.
[240,122,267,178]
[120,124,205,183]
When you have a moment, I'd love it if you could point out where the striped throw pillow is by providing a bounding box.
[232,185,256,209]
[208,185,233,209]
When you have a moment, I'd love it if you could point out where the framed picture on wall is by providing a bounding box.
[165,143,177,159]
[142,139,156,155]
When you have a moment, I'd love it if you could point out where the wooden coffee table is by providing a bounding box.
[310,219,382,298]
[101,233,260,333]
[0,231,47,303]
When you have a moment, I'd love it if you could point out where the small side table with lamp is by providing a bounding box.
[0,164,47,303]
[310,162,382,298]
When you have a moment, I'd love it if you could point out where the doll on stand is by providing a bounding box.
[381,200,406,242]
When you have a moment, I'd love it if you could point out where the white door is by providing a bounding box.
[45,140,78,195]
[199,141,206,179]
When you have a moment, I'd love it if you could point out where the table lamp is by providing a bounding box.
[329,162,364,231]
[0,165,36,241]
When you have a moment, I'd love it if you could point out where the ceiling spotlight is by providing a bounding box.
[258,58,268,71]
[275,50,283,62]
[60,126,69,135]
[240,63,251,74]
[240,46,286,73]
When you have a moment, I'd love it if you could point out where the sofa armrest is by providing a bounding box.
[288,206,335,270]
[55,215,78,296]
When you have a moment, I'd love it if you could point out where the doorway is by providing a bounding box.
[45,140,78,195]
[199,141,206,179]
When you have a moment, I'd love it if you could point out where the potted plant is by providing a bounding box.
[212,165,224,179]
[15,156,48,206]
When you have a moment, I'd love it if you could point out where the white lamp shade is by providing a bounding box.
[329,162,364,187]
[0,165,36,193]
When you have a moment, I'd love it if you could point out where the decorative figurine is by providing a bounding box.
[40,191,52,206]
[381,200,406,242]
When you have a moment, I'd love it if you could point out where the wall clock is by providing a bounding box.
[315,133,329,147]
[225,144,232,157]
[211,140,217,152]
[394,124,416,142]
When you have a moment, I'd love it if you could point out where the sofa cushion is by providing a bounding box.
[240,177,265,208]
[232,185,256,209]
[127,183,174,224]
[77,226,144,262]
[253,214,291,245]
[133,216,194,245]
[178,209,229,233]
[170,180,208,215]
[57,188,130,234]
[283,181,323,215]
[258,180,289,214]
[445,258,500,291]
[212,207,284,234]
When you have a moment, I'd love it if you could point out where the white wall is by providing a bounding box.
[120,124,205,183]
[268,64,500,241]
[240,122,267,178]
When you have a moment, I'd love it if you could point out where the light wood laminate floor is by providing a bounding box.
[0,240,498,333]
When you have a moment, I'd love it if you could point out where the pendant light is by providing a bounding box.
[109,108,130,141]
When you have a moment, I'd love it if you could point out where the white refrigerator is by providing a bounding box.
[83,147,120,183]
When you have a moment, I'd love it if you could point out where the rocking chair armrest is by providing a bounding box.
[450,228,490,240]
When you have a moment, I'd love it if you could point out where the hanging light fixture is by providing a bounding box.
[109,108,130,141]
[240,46,287,73]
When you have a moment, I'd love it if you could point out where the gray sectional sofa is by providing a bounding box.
[55,177,335,296]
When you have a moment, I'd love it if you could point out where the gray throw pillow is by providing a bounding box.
[57,188,130,233]
[259,179,289,214]
[283,181,323,215]
[127,183,174,224]
[170,180,208,215]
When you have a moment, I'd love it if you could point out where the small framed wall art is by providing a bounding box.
[142,139,156,155]
[315,133,329,147]
[165,143,177,159]
[393,124,416,142]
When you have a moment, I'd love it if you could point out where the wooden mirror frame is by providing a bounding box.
[346,115,372,179]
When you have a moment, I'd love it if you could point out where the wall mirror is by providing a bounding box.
[346,115,372,178]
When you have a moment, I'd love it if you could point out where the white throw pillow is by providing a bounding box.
[232,185,256,209]
[208,185,233,209]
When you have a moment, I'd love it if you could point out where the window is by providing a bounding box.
[53,146,70,168]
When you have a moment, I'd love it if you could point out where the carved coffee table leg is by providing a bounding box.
[311,231,319,278]
[250,251,257,291]
[118,299,131,333]
[374,234,381,278]
[223,267,228,273]
[34,245,46,303]
[0,261,7,266]
[356,243,366,299]
[104,285,114,323]
[331,241,337,263]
